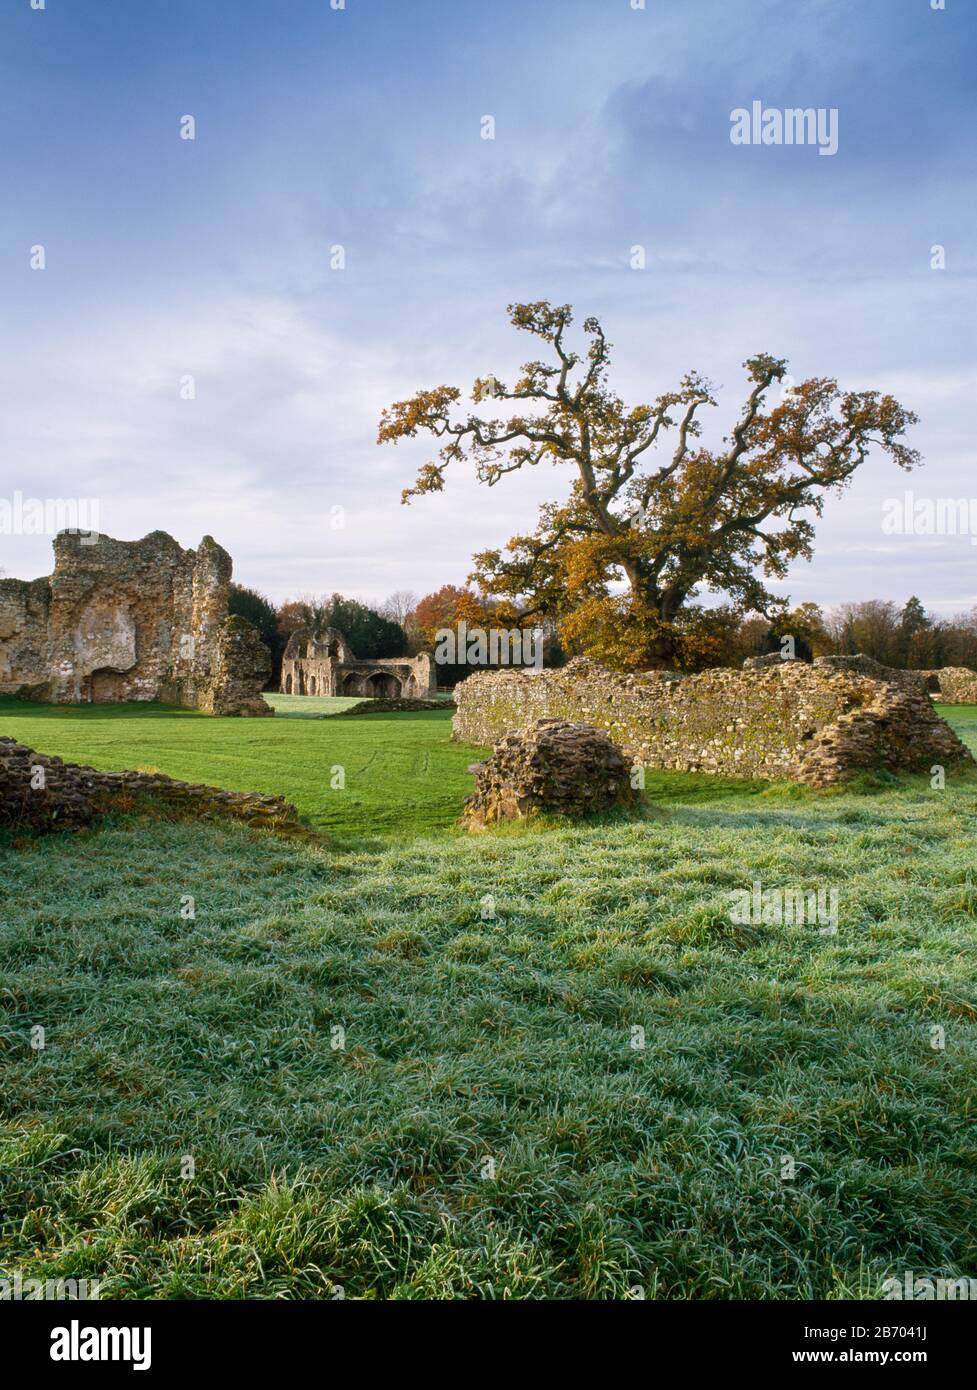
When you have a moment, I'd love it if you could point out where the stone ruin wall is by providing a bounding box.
[452,657,975,788]
[336,696,450,715]
[280,625,435,699]
[0,530,272,716]
[751,653,977,705]
[920,667,977,704]
[200,616,274,717]
[755,652,929,694]
[462,719,637,828]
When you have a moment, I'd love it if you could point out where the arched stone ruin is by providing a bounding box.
[0,530,272,716]
[280,625,434,700]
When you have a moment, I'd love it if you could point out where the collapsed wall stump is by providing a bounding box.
[462,718,637,828]
[0,737,300,834]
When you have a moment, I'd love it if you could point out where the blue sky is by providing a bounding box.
[2,0,975,615]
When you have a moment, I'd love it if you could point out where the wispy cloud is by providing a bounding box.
[1,0,975,613]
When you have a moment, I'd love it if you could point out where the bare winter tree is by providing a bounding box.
[378,590,419,627]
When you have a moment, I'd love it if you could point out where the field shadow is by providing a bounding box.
[0,697,204,725]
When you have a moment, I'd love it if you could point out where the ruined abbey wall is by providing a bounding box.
[920,667,977,704]
[747,654,977,704]
[810,656,977,704]
[452,657,974,788]
[280,626,434,699]
[0,531,271,716]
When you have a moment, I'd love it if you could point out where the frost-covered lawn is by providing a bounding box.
[1,704,975,1297]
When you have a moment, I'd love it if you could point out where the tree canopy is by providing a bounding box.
[277,592,408,660]
[379,301,920,668]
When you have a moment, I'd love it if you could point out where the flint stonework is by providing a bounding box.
[0,736,299,834]
[462,718,637,828]
[452,657,974,788]
[0,530,272,716]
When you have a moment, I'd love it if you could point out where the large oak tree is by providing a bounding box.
[378,302,919,667]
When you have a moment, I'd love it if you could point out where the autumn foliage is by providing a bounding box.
[379,301,920,668]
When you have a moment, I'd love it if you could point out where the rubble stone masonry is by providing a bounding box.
[0,531,272,716]
[462,719,637,828]
[0,736,300,834]
[920,667,977,704]
[452,657,974,788]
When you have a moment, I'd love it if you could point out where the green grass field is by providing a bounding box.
[0,696,774,838]
[269,693,370,717]
[1,699,976,1298]
[0,696,483,836]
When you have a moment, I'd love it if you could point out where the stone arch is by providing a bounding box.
[284,673,293,694]
[308,675,317,695]
[88,668,126,703]
[342,671,361,695]
[366,671,402,699]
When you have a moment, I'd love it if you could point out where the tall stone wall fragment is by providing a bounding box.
[0,530,272,716]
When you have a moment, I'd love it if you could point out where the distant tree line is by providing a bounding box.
[229,582,977,688]
[720,596,977,671]
[228,581,564,687]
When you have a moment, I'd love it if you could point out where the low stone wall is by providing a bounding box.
[452,657,974,788]
[0,737,300,834]
[811,655,929,695]
[750,655,977,705]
